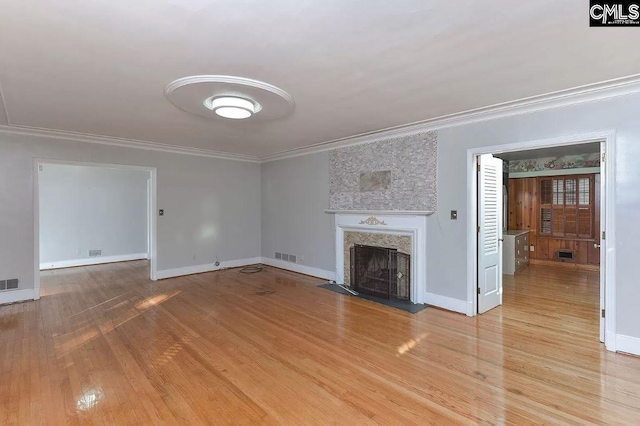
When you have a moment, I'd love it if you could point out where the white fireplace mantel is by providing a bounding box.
[331,212,428,304]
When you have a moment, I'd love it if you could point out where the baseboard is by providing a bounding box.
[616,334,640,357]
[529,259,600,271]
[425,292,468,315]
[40,253,149,270]
[156,257,262,280]
[0,289,36,305]
[260,257,335,281]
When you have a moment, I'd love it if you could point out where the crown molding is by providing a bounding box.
[2,74,640,164]
[0,124,261,163]
[260,73,640,162]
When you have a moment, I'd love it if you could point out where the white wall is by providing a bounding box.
[0,132,261,295]
[39,164,149,267]
[260,92,640,344]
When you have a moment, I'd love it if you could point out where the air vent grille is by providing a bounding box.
[89,250,102,257]
[275,252,282,260]
[0,279,19,291]
[289,255,297,263]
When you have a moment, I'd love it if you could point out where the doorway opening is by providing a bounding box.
[33,160,158,299]
[467,132,616,352]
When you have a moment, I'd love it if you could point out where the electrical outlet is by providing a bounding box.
[159,209,164,216]
[299,255,304,262]
[450,210,458,220]
[530,245,535,252]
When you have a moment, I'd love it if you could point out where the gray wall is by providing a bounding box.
[39,164,149,265]
[260,92,640,341]
[261,152,334,272]
[0,132,261,290]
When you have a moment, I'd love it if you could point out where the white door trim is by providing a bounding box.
[34,159,158,300]
[466,130,616,352]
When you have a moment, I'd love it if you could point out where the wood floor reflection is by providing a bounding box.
[1,261,639,425]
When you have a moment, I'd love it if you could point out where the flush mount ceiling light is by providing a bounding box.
[165,75,295,121]
[204,96,259,120]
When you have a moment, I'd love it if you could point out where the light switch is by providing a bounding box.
[450,210,458,220]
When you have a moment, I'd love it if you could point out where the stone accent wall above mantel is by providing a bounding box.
[328,131,437,212]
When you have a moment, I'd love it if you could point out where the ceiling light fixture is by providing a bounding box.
[204,96,256,119]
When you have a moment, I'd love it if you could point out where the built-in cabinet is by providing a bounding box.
[508,175,600,269]
[503,230,529,274]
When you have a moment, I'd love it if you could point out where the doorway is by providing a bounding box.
[467,132,616,351]
[33,160,158,300]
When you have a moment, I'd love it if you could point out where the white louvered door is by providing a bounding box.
[478,154,503,314]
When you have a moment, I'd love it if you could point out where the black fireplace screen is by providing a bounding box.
[350,244,410,300]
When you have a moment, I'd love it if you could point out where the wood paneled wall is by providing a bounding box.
[508,176,600,267]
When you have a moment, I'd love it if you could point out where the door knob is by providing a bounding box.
[594,243,601,249]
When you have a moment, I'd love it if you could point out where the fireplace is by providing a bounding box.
[333,213,428,304]
[350,244,410,300]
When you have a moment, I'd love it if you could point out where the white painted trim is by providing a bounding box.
[156,257,262,280]
[260,257,335,281]
[0,75,9,124]
[509,167,600,178]
[466,131,617,353]
[34,159,158,300]
[616,334,640,357]
[324,209,435,215]
[0,125,260,163]
[0,289,36,305]
[425,293,469,315]
[1,75,640,164]
[39,253,148,270]
[261,74,640,162]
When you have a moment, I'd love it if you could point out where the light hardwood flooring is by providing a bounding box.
[1,261,639,425]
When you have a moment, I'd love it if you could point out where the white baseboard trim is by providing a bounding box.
[40,253,149,270]
[261,257,335,281]
[156,257,262,280]
[616,334,640,357]
[0,289,36,305]
[425,292,469,315]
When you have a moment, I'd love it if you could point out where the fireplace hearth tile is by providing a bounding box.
[318,283,427,314]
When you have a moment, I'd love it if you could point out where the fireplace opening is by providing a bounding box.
[350,244,410,300]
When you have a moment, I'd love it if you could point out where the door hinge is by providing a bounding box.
[602,152,606,162]
[477,287,481,295]
[602,231,606,240]
[477,225,481,234]
[477,163,481,172]
[601,309,605,318]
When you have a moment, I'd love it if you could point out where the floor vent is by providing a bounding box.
[89,249,102,257]
[557,250,575,261]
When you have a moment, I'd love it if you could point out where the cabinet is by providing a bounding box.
[503,230,529,275]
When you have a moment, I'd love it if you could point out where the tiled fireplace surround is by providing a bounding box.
[334,213,428,304]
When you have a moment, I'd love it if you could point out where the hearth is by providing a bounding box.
[350,244,410,300]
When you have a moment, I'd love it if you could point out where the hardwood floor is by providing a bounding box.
[1,261,639,425]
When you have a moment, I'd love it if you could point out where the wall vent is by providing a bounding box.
[0,279,19,291]
[289,255,297,263]
[275,252,282,260]
[89,249,102,257]
[281,253,289,261]
[556,250,575,261]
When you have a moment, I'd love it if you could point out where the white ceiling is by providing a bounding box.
[495,142,601,161]
[1,1,640,157]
